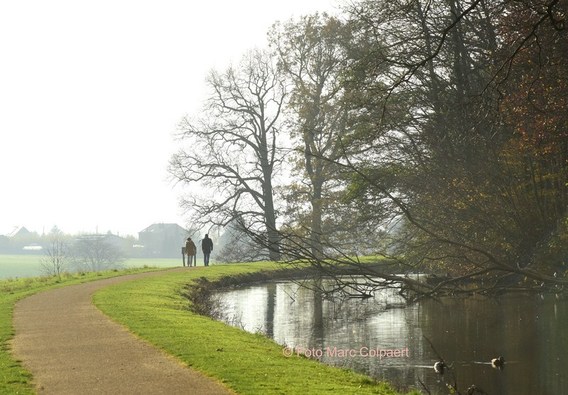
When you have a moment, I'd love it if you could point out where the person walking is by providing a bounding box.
[185,237,197,267]
[201,234,213,266]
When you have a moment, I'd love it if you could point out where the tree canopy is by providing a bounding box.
[171,0,567,295]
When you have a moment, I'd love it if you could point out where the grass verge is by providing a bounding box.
[0,266,164,394]
[93,262,418,394]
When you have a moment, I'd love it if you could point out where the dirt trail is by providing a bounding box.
[11,269,232,394]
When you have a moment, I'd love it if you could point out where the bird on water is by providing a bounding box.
[491,356,505,369]
[433,360,446,374]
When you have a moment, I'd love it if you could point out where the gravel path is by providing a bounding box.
[11,269,232,394]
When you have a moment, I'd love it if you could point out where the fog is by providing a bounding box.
[0,0,339,237]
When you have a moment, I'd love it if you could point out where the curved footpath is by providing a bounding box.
[11,268,232,395]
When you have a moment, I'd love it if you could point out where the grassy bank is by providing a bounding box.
[94,262,417,394]
[0,267,163,394]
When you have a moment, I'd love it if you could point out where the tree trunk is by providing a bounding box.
[310,173,324,258]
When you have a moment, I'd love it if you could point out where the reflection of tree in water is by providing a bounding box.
[264,283,276,338]
[215,281,568,394]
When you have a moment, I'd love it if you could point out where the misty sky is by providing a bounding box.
[0,0,339,237]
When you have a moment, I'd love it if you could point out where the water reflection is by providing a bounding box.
[215,280,568,394]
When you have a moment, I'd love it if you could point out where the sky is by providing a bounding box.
[0,0,340,238]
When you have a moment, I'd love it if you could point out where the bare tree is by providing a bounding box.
[72,235,125,272]
[170,49,286,261]
[41,226,71,280]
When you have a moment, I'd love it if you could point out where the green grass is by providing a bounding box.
[1,257,417,394]
[94,262,418,395]
[0,267,164,394]
[123,257,183,270]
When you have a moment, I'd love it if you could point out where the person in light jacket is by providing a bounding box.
[185,237,197,267]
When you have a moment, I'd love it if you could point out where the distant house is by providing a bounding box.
[138,223,188,258]
[9,226,31,238]
[8,226,42,254]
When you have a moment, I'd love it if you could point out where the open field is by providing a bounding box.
[0,255,44,279]
[0,255,182,279]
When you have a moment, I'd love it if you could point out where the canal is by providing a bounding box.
[214,278,567,394]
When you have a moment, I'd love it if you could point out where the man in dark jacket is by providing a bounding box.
[202,234,213,266]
